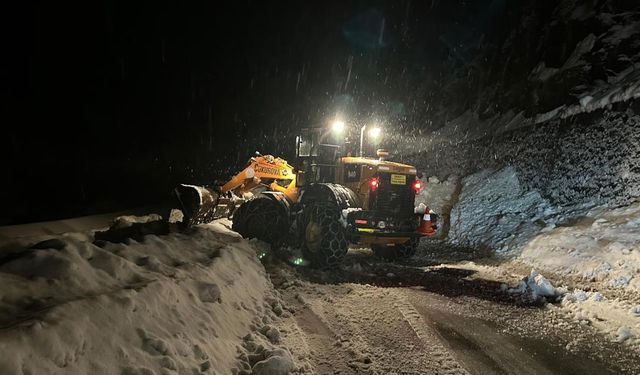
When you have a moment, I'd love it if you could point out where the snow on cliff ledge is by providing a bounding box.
[0,221,273,374]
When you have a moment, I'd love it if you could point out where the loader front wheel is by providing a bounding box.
[232,195,288,246]
[302,204,348,268]
[372,237,419,261]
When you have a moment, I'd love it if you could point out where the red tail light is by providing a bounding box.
[369,178,379,191]
[413,180,422,193]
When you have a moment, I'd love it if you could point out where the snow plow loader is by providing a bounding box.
[175,128,437,267]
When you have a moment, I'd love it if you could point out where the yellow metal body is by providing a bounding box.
[216,154,424,247]
[219,155,416,207]
[334,156,418,211]
[219,155,299,202]
[334,156,420,246]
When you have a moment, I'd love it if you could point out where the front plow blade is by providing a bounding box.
[174,184,227,227]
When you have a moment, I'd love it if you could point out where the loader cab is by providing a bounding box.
[295,128,342,184]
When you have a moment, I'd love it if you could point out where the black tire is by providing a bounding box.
[301,204,349,268]
[232,195,288,246]
[372,237,419,261]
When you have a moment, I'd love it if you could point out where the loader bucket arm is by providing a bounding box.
[219,155,297,194]
[175,154,299,227]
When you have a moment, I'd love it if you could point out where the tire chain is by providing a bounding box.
[232,196,288,245]
[302,203,349,268]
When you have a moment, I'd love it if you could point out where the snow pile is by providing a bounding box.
[240,334,295,375]
[448,167,557,253]
[168,209,184,224]
[513,202,640,346]
[94,214,170,244]
[562,289,640,346]
[508,270,564,303]
[0,220,283,374]
[111,214,164,229]
[0,210,155,241]
[520,202,640,292]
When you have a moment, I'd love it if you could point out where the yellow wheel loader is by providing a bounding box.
[175,128,437,267]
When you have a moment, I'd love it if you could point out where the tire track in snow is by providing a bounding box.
[283,281,469,374]
[293,304,359,374]
[388,289,470,375]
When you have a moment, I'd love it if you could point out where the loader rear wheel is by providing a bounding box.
[302,204,348,268]
[232,195,288,246]
[372,237,419,261]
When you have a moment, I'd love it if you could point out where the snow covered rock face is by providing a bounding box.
[409,109,640,211]
[386,1,640,145]
[0,221,271,375]
[520,111,640,208]
[448,167,557,254]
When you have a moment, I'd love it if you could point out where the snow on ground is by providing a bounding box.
[518,203,640,347]
[507,270,565,302]
[520,202,640,292]
[111,214,164,229]
[0,217,295,375]
[561,289,640,346]
[0,209,153,241]
[442,166,640,348]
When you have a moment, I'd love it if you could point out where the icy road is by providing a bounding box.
[1,216,639,374]
[266,246,640,375]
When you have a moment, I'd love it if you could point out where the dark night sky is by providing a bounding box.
[2,0,508,224]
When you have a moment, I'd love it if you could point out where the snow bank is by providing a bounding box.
[520,202,640,292]
[448,167,557,254]
[111,214,164,229]
[0,210,154,241]
[0,220,275,374]
[562,289,640,346]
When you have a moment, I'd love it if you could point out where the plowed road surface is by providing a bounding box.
[268,248,640,375]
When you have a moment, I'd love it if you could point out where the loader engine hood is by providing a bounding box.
[340,156,418,175]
